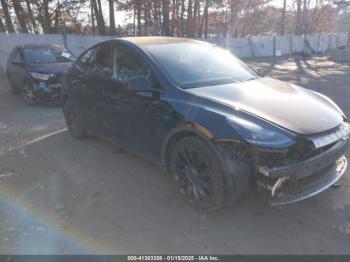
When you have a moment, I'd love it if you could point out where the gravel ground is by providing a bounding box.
[0,56,349,254]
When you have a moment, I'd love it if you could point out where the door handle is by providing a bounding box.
[103,92,125,100]
[109,95,123,99]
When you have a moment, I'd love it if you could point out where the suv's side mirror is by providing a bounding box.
[128,76,151,91]
[12,59,23,65]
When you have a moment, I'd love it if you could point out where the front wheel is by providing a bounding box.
[22,82,37,105]
[63,98,86,139]
[169,136,227,211]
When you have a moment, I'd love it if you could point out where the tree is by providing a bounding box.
[109,0,116,35]
[1,0,15,33]
[25,0,38,33]
[136,0,141,35]
[229,0,251,37]
[204,0,209,38]
[0,16,5,32]
[12,0,29,33]
[192,0,199,37]
[180,0,185,36]
[295,0,302,35]
[91,0,106,35]
[281,0,286,35]
[187,0,193,36]
[162,0,170,35]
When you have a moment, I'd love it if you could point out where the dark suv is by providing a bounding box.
[7,44,74,105]
[62,37,349,211]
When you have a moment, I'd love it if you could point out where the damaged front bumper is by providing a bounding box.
[257,138,348,206]
[31,79,62,105]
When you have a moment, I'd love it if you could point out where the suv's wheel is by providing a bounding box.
[22,82,37,105]
[63,98,86,138]
[169,136,227,211]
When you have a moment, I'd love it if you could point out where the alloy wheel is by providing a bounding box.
[171,142,214,207]
[22,83,37,105]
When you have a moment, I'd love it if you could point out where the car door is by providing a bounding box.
[72,43,114,137]
[102,44,164,157]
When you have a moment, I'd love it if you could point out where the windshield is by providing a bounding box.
[144,42,258,88]
[23,47,75,64]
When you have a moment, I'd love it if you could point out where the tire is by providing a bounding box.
[22,81,37,105]
[169,136,227,211]
[63,98,86,139]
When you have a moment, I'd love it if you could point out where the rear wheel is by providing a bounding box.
[169,136,227,211]
[63,98,86,139]
[22,82,37,105]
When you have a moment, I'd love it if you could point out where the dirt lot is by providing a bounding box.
[0,56,349,254]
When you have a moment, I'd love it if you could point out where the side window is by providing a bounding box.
[79,48,94,66]
[79,44,114,78]
[115,46,159,89]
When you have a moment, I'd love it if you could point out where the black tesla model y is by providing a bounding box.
[62,37,349,211]
[7,44,74,105]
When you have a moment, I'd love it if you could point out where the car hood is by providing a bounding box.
[187,77,344,135]
[27,62,72,74]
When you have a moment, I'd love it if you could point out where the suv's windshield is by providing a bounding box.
[23,47,75,64]
[144,42,258,88]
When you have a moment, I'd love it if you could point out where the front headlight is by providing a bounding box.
[30,72,50,81]
[226,115,295,148]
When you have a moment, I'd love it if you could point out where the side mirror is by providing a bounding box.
[12,60,23,65]
[128,76,151,91]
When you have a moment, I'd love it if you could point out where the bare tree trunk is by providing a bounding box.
[0,0,14,32]
[175,0,180,36]
[180,0,185,36]
[144,1,149,35]
[229,0,250,37]
[109,0,116,35]
[0,17,5,32]
[91,0,106,35]
[192,0,198,37]
[91,0,95,35]
[42,0,52,33]
[97,0,106,34]
[162,0,170,36]
[223,11,229,38]
[203,0,209,38]
[133,8,135,36]
[281,0,286,35]
[187,0,193,37]
[136,0,141,35]
[25,0,38,33]
[302,0,308,35]
[295,0,302,35]
[171,0,176,36]
[153,1,159,35]
[54,8,59,33]
[12,0,28,33]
